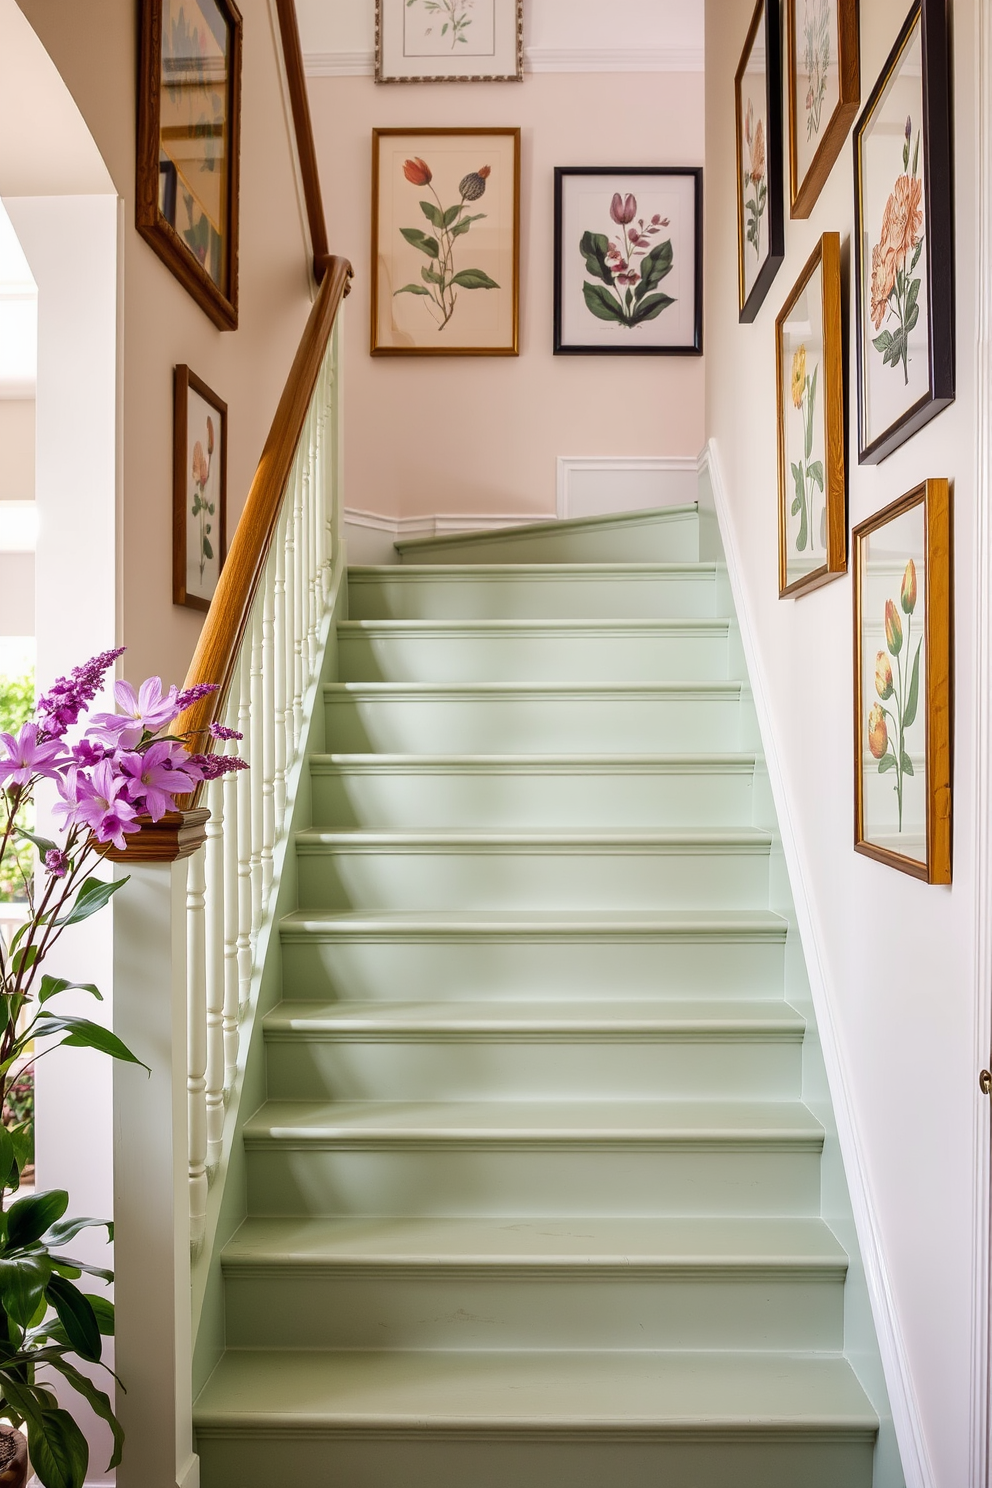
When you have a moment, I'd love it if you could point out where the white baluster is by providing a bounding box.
[249,600,264,935]
[283,473,298,765]
[293,442,306,744]
[204,776,225,1173]
[261,554,276,901]
[237,645,253,1015]
[222,675,241,1091]
[273,509,288,826]
[186,845,208,1254]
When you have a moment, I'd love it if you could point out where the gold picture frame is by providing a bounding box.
[786,0,860,218]
[853,479,952,883]
[173,366,228,612]
[776,233,847,597]
[371,127,520,356]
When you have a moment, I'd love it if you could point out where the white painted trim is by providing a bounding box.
[344,506,542,538]
[0,378,34,398]
[700,439,936,1488]
[556,455,698,520]
[0,499,36,551]
[971,0,992,1480]
[303,45,705,78]
[266,0,318,299]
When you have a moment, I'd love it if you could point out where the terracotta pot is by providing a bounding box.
[0,1426,28,1488]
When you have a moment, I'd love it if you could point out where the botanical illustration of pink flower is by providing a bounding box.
[742,98,767,258]
[190,422,216,584]
[580,193,674,330]
[869,119,925,384]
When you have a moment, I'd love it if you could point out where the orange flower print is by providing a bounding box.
[869,118,924,385]
[749,118,765,185]
[191,440,209,487]
[868,703,888,760]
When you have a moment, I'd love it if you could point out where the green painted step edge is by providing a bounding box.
[309,753,759,774]
[324,681,743,699]
[393,504,700,557]
[278,912,789,941]
[337,619,732,635]
[349,562,720,581]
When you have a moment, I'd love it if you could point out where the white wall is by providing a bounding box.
[704,3,979,1486]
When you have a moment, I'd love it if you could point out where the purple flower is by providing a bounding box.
[52,767,89,831]
[0,723,67,789]
[610,193,637,226]
[186,753,250,782]
[90,676,180,750]
[37,647,125,738]
[72,738,108,767]
[74,760,140,851]
[117,741,198,822]
[175,683,220,713]
[209,722,243,741]
[44,848,70,879]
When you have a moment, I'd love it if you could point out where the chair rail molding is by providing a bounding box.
[556,455,699,521]
[303,45,705,77]
[699,439,936,1488]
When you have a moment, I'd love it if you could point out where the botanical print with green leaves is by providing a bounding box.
[869,118,925,385]
[394,156,498,331]
[406,0,475,50]
[579,193,675,329]
[190,414,217,583]
[802,0,831,141]
[742,98,767,257]
[867,558,921,832]
[788,342,824,553]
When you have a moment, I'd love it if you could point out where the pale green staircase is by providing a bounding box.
[194,505,881,1487]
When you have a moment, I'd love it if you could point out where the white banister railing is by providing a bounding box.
[182,335,339,1252]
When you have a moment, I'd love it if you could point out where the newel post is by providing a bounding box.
[107,810,208,1488]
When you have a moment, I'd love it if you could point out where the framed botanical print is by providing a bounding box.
[776,233,846,597]
[735,0,785,322]
[371,128,520,356]
[786,0,860,217]
[375,0,523,82]
[553,168,703,356]
[853,480,951,883]
[137,0,243,332]
[173,367,228,612]
[853,0,954,464]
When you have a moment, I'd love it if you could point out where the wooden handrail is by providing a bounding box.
[275,0,329,281]
[175,253,352,769]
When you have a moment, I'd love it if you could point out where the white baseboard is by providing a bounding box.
[556,456,698,521]
[700,439,934,1488]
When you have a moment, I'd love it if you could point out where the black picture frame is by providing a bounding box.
[853,0,954,464]
[735,0,786,322]
[553,167,703,357]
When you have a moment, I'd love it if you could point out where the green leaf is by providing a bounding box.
[906,276,921,317]
[45,1276,101,1363]
[806,364,818,457]
[793,462,807,551]
[0,1126,14,1189]
[883,329,906,367]
[878,753,897,773]
[202,538,213,561]
[873,330,894,353]
[912,133,920,176]
[85,1295,115,1337]
[904,638,923,729]
[13,826,59,857]
[630,291,675,324]
[906,301,920,334]
[791,493,802,517]
[44,1359,123,1471]
[419,199,443,230]
[582,282,626,323]
[7,1190,68,1249]
[48,1254,113,1284]
[807,460,824,490]
[442,202,462,227]
[56,877,127,929]
[633,240,674,302]
[398,227,440,259]
[421,266,444,285]
[28,1407,89,1488]
[449,269,499,290]
[0,1255,53,1327]
[394,284,432,296]
[11,945,38,978]
[32,1016,149,1073]
[902,753,915,776]
[45,1216,113,1248]
[450,213,485,238]
[578,231,615,286]
[38,977,102,1006]
[910,241,923,274]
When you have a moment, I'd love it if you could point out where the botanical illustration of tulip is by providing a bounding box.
[788,342,824,552]
[579,193,674,328]
[869,117,925,385]
[406,0,475,50]
[802,0,831,141]
[743,98,767,256]
[191,415,216,582]
[394,157,498,331]
[867,558,921,832]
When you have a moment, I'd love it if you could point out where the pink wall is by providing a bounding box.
[309,71,705,521]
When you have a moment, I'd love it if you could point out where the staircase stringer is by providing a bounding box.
[190,545,349,1396]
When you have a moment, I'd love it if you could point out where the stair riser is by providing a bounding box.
[196,1428,875,1488]
[311,765,757,831]
[398,513,700,565]
[338,631,730,684]
[348,572,720,621]
[263,1037,802,1102]
[245,1144,822,1218]
[222,1269,844,1351]
[296,844,771,913]
[279,934,787,1003]
[324,693,742,754]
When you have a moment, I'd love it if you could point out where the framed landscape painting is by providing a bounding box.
[371,128,520,356]
[375,0,523,82]
[786,0,860,217]
[137,0,242,331]
[853,0,953,464]
[853,479,951,883]
[553,168,703,356]
[776,233,847,597]
[173,366,228,612]
[735,0,785,322]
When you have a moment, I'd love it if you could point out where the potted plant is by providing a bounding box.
[0,649,244,1488]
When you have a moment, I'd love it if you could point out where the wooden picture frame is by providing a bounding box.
[371,127,520,356]
[853,0,954,464]
[735,0,786,322]
[173,366,228,612]
[853,479,951,883]
[787,0,860,217]
[776,233,847,597]
[553,167,703,357]
[137,0,243,332]
[375,0,523,83]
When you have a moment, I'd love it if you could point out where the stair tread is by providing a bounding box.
[296,829,773,847]
[338,618,731,633]
[222,1214,847,1269]
[310,751,758,768]
[326,680,742,695]
[263,998,804,1036]
[350,562,719,577]
[244,1098,823,1143]
[194,1347,876,1431]
[280,907,788,933]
